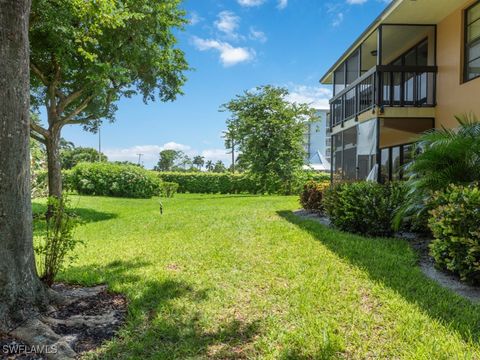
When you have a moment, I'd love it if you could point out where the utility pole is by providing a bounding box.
[98,125,102,162]
[137,153,144,166]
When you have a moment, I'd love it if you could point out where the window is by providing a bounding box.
[465,1,480,82]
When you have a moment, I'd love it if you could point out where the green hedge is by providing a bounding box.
[157,171,330,194]
[429,184,480,284]
[157,172,259,194]
[323,181,407,237]
[69,162,163,198]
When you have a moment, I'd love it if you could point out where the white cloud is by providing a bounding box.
[201,149,231,163]
[249,27,267,43]
[189,11,202,26]
[285,85,332,110]
[332,12,344,27]
[237,0,266,7]
[104,142,231,169]
[215,11,240,38]
[192,37,255,67]
[277,0,288,9]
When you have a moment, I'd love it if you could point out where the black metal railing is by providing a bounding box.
[330,65,437,127]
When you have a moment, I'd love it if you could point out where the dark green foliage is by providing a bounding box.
[61,147,107,169]
[159,182,179,198]
[70,162,162,198]
[395,115,480,229]
[158,172,259,194]
[300,180,330,213]
[35,196,82,287]
[158,172,330,195]
[324,182,407,237]
[429,184,480,284]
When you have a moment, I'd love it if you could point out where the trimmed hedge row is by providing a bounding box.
[157,172,259,194]
[157,171,330,194]
[68,163,163,198]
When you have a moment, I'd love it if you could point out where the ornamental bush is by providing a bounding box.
[323,181,407,237]
[300,180,330,213]
[70,162,162,198]
[428,184,480,284]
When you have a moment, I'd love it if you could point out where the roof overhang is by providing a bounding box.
[320,0,468,84]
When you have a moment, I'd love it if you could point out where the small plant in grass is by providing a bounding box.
[428,184,480,284]
[160,182,179,198]
[35,196,82,287]
[324,181,407,237]
[300,180,330,213]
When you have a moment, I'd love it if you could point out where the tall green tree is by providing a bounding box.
[156,149,181,171]
[223,128,238,173]
[213,160,227,173]
[0,0,49,331]
[61,147,107,169]
[29,0,189,198]
[193,155,205,170]
[221,86,317,194]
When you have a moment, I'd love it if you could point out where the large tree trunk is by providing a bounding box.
[0,0,48,332]
[45,125,63,199]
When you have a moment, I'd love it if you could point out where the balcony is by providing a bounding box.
[330,64,437,128]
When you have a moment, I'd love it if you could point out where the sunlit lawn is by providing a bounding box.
[33,194,480,359]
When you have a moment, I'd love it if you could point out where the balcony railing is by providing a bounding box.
[330,65,437,127]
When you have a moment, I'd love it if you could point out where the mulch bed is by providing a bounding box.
[0,284,127,359]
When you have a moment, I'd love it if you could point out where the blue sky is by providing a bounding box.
[61,0,390,169]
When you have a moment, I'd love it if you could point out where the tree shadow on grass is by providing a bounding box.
[63,259,261,359]
[277,210,480,345]
[32,203,117,235]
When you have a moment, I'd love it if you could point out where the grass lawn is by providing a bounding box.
[33,194,480,359]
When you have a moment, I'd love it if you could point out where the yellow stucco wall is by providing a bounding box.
[436,0,480,128]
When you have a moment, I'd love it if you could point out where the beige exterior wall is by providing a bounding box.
[436,0,480,128]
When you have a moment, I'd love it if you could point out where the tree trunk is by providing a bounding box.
[45,125,63,199]
[0,0,48,332]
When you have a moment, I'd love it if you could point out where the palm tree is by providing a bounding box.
[205,160,214,172]
[395,114,480,228]
[193,155,205,170]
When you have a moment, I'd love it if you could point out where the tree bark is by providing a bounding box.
[45,124,63,199]
[0,0,48,332]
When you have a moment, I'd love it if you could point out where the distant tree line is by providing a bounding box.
[154,149,228,173]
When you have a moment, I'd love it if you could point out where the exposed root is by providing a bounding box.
[2,284,127,360]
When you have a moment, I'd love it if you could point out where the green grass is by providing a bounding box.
[33,194,480,359]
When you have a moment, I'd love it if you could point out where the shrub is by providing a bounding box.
[300,180,330,213]
[428,184,480,284]
[157,172,260,194]
[70,162,162,198]
[157,171,330,195]
[35,196,82,287]
[395,115,480,229]
[160,181,179,198]
[324,181,407,237]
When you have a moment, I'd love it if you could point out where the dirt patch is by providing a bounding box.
[292,210,331,227]
[1,283,127,359]
[398,234,480,303]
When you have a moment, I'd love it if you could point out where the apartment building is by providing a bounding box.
[320,0,480,182]
[304,109,331,172]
